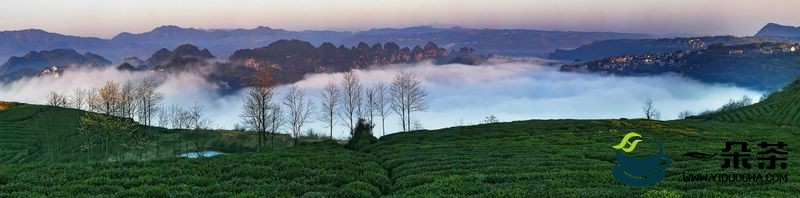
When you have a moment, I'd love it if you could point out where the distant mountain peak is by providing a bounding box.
[254,26,273,30]
[765,22,778,26]
[145,44,215,70]
[0,48,111,79]
[153,25,186,31]
[10,29,48,33]
[755,23,800,37]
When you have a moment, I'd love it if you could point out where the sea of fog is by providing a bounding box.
[0,60,762,138]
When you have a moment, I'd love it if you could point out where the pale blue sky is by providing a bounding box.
[1,0,798,38]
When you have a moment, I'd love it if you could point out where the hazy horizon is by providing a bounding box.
[2,0,798,38]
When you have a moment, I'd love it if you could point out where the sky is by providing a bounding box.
[0,0,798,38]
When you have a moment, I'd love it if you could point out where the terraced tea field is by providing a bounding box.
[0,104,271,164]
[1,116,797,197]
[366,119,800,197]
[702,78,800,125]
[0,143,388,197]
[0,104,86,163]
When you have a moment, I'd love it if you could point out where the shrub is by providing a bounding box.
[344,119,377,151]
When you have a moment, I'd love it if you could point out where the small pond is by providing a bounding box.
[180,150,224,158]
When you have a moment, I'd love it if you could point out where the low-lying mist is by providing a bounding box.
[0,60,763,138]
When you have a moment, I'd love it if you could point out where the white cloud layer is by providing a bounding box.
[0,61,763,138]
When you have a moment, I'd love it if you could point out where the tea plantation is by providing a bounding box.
[365,119,800,197]
[1,79,800,196]
[699,77,800,125]
[0,142,389,197]
[0,103,279,164]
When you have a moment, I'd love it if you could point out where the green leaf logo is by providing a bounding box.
[612,132,642,153]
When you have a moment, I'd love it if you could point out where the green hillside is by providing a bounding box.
[0,143,389,197]
[365,120,799,197]
[699,77,800,125]
[0,103,271,164]
[0,103,91,163]
[0,117,797,196]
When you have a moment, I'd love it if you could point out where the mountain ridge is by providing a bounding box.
[0,25,653,61]
[0,49,111,81]
[755,23,800,38]
[559,42,800,91]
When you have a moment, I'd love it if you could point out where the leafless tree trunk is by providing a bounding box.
[374,82,389,136]
[283,86,315,146]
[390,72,428,131]
[241,69,277,150]
[318,80,340,139]
[338,71,362,135]
[365,84,378,124]
[268,104,283,148]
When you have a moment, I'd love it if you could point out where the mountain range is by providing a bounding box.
[0,39,475,93]
[228,40,476,84]
[3,23,800,91]
[549,23,800,61]
[560,42,800,91]
[343,27,651,57]
[0,25,652,62]
[549,36,800,61]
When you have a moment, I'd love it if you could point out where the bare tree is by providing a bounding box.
[338,71,362,134]
[643,98,661,120]
[156,105,171,128]
[165,103,210,130]
[678,110,694,119]
[241,69,277,149]
[283,86,315,146]
[97,81,122,115]
[318,80,340,140]
[168,104,188,129]
[186,102,211,130]
[373,82,389,136]
[71,88,90,110]
[135,77,163,126]
[390,72,428,132]
[46,91,70,107]
[163,102,210,155]
[364,84,378,124]
[483,114,499,124]
[86,89,102,113]
[268,104,284,148]
[411,119,424,131]
[119,80,136,118]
